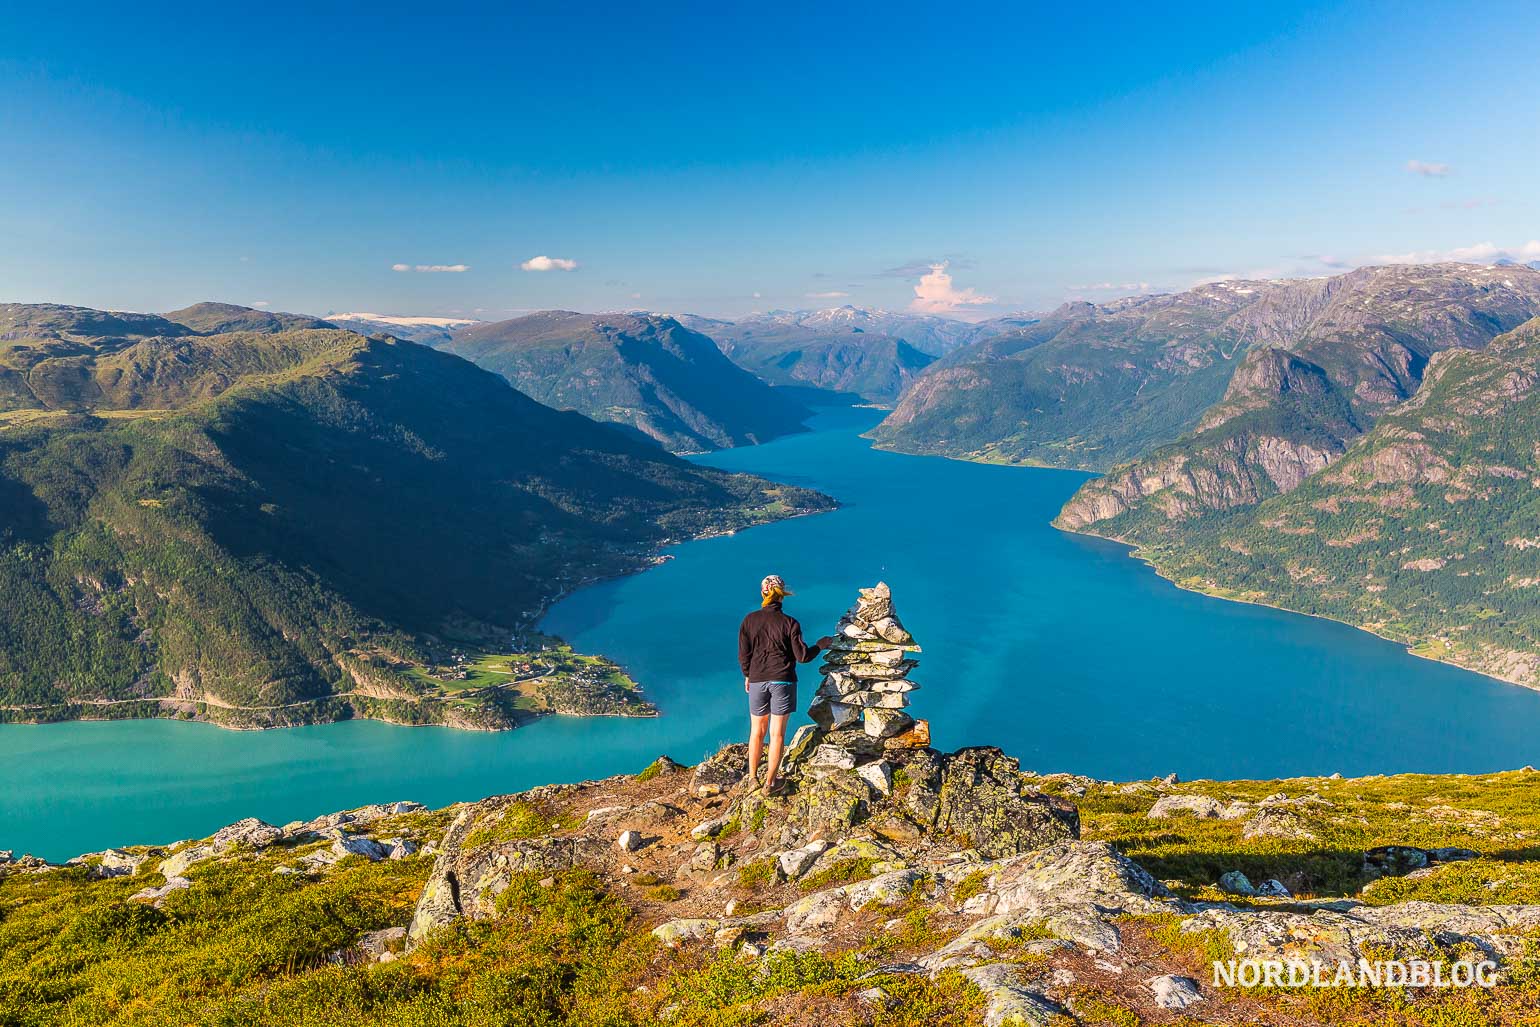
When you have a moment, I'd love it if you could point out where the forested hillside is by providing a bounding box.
[1072,317,1540,688]
[0,304,831,728]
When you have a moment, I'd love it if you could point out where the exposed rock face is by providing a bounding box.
[902,748,1079,859]
[409,791,610,943]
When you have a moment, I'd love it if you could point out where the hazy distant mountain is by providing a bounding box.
[679,306,956,405]
[444,311,810,454]
[164,301,336,335]
[324,312,483,347]
[869,283,1286,466]
[0,302,830,729]
[874,265,1540,474]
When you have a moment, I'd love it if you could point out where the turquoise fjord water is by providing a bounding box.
[6,405,1540,861]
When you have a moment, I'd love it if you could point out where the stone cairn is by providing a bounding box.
[789,582,928,768]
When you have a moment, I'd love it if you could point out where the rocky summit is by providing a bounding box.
[12,742,1540,1025]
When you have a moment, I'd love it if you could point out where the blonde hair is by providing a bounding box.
[761,586,787,607]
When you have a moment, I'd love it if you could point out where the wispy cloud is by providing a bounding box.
[879,256,976,279]
[520,255,579,272]
[250,300,270,307]
[910,263,995,314]
[391,263,470,273]
[806,290,850,299]
[1405,159,1451,177]
[1373,240,1540,265]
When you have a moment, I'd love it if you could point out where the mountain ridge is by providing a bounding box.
[443,310,811,454]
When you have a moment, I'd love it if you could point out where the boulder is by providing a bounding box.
[1364,845,1430,877]
[778,840,832,880]
[1242,807,1317,841]
[1147,794,1223,820]
[904,747,1079,858]
[406,799,609,946]
[332,834,392,861]
[1148,974,1204,1010]
[130,876,190,908]
[210,817,283,850]
[960,964,1064,1027]
[67,848,153,879]
[617,830,643,852]
[1218,870,1255,896]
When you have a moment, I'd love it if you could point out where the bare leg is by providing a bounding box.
[747,712,769,787]
[762,713,790,791]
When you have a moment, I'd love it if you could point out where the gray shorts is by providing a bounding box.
[748,680,797,717]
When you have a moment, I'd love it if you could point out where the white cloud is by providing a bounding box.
[806,290,850,299]
[392,263,469,273]
[521,255,579,272]
[630,292,642,300]
[1406,159,1451,177]
[250,300,270,307]
[1373,240,1540,265]
[752,291,762,299]
[909,263,995,314]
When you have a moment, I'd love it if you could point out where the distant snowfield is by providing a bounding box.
[327,312,482,328]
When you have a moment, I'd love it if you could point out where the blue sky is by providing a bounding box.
[1,1,1535,320]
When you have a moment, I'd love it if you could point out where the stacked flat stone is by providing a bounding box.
[807,582,927,748]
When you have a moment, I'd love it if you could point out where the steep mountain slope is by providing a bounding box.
[322,312,481,347]
[686,309,939,405]
[444,311,809,454]
[1071,317,1540,688]
[1058,264,1540,530]
[0,304,831,728]
[869,282,1290,467]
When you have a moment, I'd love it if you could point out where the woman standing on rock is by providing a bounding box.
[738,574,836,795]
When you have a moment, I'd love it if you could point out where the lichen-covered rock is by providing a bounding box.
[691,744,749,796]
[406,801,608,946]
[1183,899,1540,965]
[67,848,154,879]
[1147,794,1224,819]
[960,963,1064,1027]
[1148,974,1204,1010]
[778,840,832,880]
[1242,807,1317,841]
[130,876,190,908]
[905,747,1079,858]
[960,841,1181,920]
[784,868,928,938]
[791,766,873,836]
